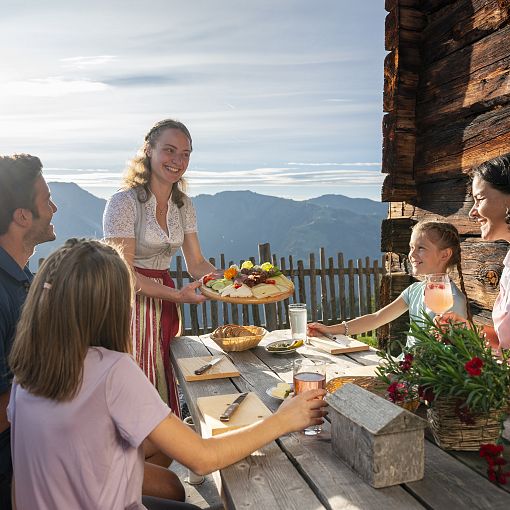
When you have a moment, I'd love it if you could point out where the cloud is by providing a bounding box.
[0,77,110,97]
[60,55,117,69]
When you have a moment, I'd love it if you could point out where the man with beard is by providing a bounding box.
[0,154,57,509]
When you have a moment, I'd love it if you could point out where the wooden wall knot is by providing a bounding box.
[475,264,504,288]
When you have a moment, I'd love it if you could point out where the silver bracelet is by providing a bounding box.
[341,320,349,337]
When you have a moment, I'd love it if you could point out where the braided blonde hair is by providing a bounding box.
[412,221,472,320]
[123,119,191,208]
[9,238,133,401]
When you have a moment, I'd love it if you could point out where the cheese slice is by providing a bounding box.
[252,284,282,298]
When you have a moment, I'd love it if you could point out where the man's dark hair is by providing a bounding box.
[0,154,43,235]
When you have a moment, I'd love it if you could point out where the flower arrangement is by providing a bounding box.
[376,314,510,422]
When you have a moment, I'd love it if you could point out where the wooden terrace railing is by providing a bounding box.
[175,243,386,336]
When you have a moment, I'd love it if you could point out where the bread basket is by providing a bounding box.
[211,324,267,352]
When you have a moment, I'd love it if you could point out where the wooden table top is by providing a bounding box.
[171,329,510,510]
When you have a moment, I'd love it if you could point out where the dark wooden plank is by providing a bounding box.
[338,253,347,321]
[208,256,219,330]
[358,258,366,316]
[280,257,291,329]
[320,248,329,324]
[297,260,306,304]
[405,442,510,508]
[365,258,373,335]
[328,257,337,325]
[373,259,381,310]
[309,253,318,322]
[259,243,277,331]
[420,0,510,66]
[348,259,356,320]
[273,253,285,328]
[249,256,261,327]
[448,445,510,495]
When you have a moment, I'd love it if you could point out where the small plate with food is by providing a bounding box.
[264,339,304,354]
[266,382,293,401]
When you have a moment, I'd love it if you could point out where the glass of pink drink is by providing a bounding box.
[292,359,326,435]
[424,273,454,314]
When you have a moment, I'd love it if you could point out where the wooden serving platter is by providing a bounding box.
[309,335,370,355]
[176,355,240,381]
[200,284,293,304]
[197,392,272,436]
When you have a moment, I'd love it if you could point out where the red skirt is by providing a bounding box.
[132,267,181,417]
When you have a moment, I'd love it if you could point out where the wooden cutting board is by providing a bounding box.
[200,284,293,304]
[197,392,272,436]
[309,335,370,355]
[177,356,240,381]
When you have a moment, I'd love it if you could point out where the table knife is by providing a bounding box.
[194,356,223,375]
[324,333,338,341]
[219,392,249,422]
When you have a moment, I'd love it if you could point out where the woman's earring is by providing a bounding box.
[506,207,510,225]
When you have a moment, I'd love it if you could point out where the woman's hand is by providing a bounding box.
[177,280,208,304]
[307,322,329,338]
[433,312,469,328]
[274,389,328,433]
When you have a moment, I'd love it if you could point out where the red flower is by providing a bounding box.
[479,444,509,485]
[480,444,504,458]
[465,357,484,376]
[387,381,408,403]
[399,354,414,373]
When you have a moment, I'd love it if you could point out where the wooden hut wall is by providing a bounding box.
[381,0,510,346]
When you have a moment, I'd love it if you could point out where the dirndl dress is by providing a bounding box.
[133,266,181,417]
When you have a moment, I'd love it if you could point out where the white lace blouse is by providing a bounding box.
[103,188,198,270]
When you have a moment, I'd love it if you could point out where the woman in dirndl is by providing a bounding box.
[103,119,215,416]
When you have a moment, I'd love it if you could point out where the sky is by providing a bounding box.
[0,1,387,201]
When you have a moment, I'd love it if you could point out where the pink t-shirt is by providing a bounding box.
[8,347,170,510]
[493,249,510,351]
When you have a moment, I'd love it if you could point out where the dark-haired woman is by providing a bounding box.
[103,120,215,415]
[441,153,510,353]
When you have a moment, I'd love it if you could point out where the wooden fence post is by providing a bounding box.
[259,243,277,331]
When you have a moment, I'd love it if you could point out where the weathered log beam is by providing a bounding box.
[461,238,508,311]
[421,0,510,65]
[386,177,478,235]
[381,218,416,254]
[420,0,458,16]
[418,26,510,126]
[381,174,416,202]
[379,271,413,350]
[415,106,510,179]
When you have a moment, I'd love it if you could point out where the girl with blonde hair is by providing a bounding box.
[8,239,327,510]
[103,119,215,415]
[308,221,470,349]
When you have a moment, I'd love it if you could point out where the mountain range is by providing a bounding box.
[31,183,386,268]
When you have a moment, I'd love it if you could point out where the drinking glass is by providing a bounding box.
[289,303,308,344]
[292,359,326,435]
[424,273,454,314]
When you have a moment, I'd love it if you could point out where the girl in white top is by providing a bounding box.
[103,119,215,416]
[308,221,469,348]
[8,239,327,510]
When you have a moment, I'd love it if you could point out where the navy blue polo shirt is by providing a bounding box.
[0,247,33,394]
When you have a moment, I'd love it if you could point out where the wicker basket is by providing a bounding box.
[326,377,421,412]
[427,397,505,451]
[211,325,267,352]
[325,376,376,393]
